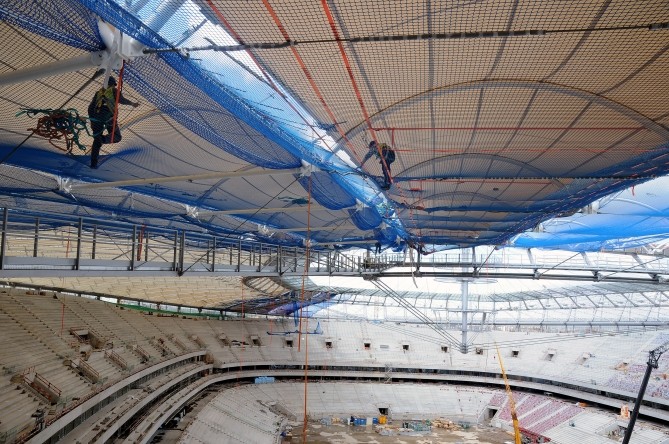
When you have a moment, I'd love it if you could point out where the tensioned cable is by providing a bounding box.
[372,280,460,346]
[178,175,301,275]
[145,22,669,54]
[476,326,669,350]
[203,1,338,155]
[0,70,102,166]
[298,174,311,442]
[316,308,453,346]
[310,307,666,352]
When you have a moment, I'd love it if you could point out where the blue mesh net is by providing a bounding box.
[297,172,356,210]
[1,0,669,252]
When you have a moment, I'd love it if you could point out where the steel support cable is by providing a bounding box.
[203,0,340,155]
[258,0,364,165]
[535,252,582,279]
[145,22,669,54]
[178,175,300,275]
[0,70,103,166]
[377,289,460,345]
[317,0,421,243]
[296,174,311,441]
[317,308,451,346]
[372,280,460,346]
[474,327,664,350]
[598,255,667,282]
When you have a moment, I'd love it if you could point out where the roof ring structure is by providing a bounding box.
[343,79,669,143]
[398,153,564,184]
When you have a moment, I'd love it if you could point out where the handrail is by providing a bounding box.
[104,349,128,370]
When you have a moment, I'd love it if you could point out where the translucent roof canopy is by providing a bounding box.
[0,0,668,253]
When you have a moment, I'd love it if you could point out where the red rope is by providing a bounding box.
[318,0,421,239]
[203,1,340,154]
[259,0,363,163]
[109,62,125,144]
[297,174,312,441]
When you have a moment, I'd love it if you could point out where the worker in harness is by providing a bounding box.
[87,76,139,168]
[361,140,396,190]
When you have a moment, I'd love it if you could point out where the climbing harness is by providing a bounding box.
[16,108,91,153]
[93,86,116,115]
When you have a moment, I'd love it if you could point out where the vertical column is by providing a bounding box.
[277,246,282,274]
[460,280,469,354]
[236,239,241,272]
[211,236,216,272]
[33,217,39,258]
[91,225,97,259]
[144,230,149,261]
[130,225,137,271]
[178,231,186,275]
[75,218,83,271]
[172,230,179,272]
[0,208,7,270]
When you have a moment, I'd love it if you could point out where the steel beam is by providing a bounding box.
[70,168,302,191]
[0,51,106,87]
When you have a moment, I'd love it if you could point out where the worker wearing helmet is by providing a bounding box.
[361,140,396,190]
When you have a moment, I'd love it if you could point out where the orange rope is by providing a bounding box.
[318,0,422,243]
[203,1,340,154]
[109,62,125,144]
[297,174,312,441]
[259,0,363,163]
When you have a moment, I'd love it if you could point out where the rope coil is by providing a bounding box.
[16,108,91,152]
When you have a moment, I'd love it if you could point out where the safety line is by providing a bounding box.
[317,0,421,241]
[259,0,362,163]
[204,0,340,155]
[0,70,102,166]
[298,174,312,441]
[146,22,669,53]
[320,0,375,139]
[207,1,416,248]
[109,62,125,145]
[298,174,312,352]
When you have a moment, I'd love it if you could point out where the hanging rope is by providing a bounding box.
[16,108,91,152]
[1,70,102,167]
[299,174,312,442]
[109,62,125,145]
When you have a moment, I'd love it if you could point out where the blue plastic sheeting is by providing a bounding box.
[266,292,335,316]
[254,376,275,384]
[349,207,383,230]
[510,176,669,251]
[298,172,356,210]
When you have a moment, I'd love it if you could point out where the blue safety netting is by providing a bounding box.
[0,0,668,253]
[297,172,356,210]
